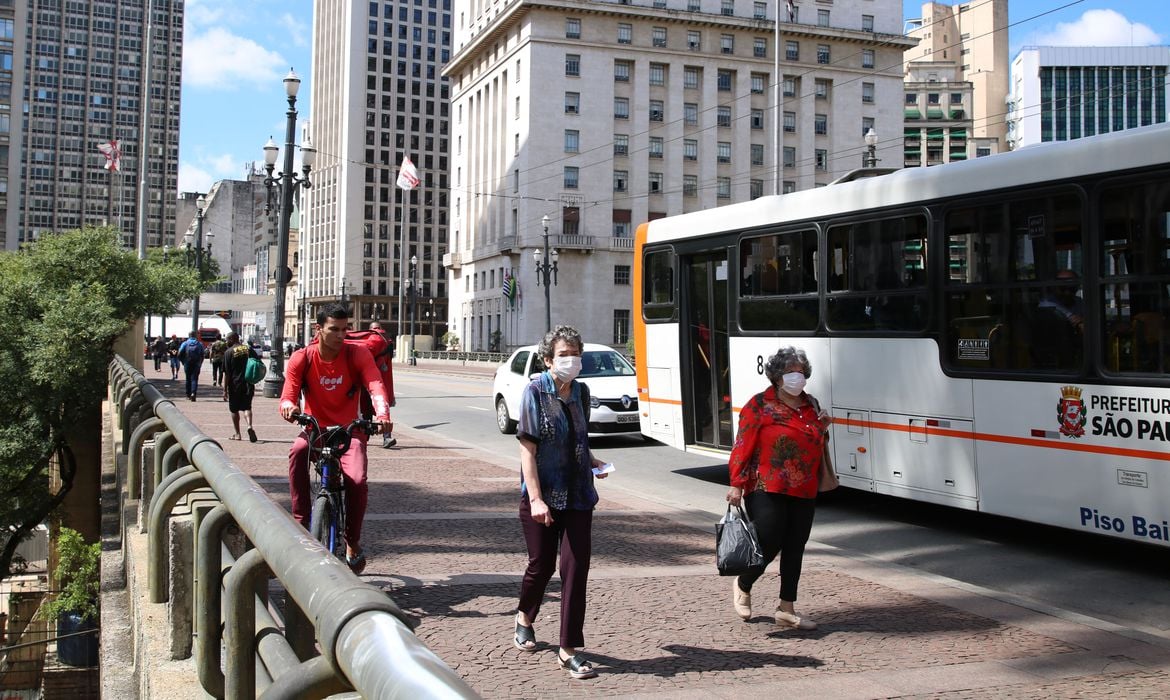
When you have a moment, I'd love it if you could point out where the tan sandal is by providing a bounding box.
[775,608,817,630]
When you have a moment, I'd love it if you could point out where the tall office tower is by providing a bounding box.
[1008,47,1170,149]
[444,0,913,352]
[903,60,998,167]
[8,0,184,250]
[905,0,1008,150]
[305,0,452,344]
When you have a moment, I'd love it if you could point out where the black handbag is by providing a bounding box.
[716,504,765,576]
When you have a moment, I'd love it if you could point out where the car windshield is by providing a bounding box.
[579,350,635,378]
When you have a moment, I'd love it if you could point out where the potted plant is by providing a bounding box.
[43,527,100,667]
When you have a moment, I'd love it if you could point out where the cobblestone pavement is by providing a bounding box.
[149,363,1170,698]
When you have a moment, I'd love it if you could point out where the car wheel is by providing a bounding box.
[496,396,517,434]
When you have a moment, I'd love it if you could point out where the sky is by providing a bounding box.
[176,0,1168,194]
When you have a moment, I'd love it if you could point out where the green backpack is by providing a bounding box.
[244,357,267,385]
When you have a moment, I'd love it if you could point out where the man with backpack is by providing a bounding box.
[279,304,392,574]
[209,334,229,387]
[177,331,206,401]
[223,332,260,442]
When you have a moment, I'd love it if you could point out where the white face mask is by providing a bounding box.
[780,371,807,396]
[551,355,582,382]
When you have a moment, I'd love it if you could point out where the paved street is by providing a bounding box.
[146,360,1170,698]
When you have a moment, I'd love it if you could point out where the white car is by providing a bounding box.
[493,343,640,435]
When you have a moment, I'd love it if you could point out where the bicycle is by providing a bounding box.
[292,413,378,566]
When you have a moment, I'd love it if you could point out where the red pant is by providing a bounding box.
[288,431,369,547]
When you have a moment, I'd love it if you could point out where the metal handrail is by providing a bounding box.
[110,355,477,699]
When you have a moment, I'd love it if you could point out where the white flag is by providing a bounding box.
[97,139,121,172]
[396,156,420,190]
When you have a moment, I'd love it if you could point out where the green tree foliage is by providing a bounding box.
[42,527,101,621]
[0,227,193,580]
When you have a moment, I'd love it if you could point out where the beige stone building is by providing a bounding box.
[444,0,915,352]
[903,60,997,166]
[905,0,1008,151]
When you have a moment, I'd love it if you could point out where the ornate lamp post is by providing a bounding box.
[864,128,879,168]
[184,195,207,335]
[261,68,316,398]
[428,298,435,340]
[408,255,419,365]
[533,214,559,334]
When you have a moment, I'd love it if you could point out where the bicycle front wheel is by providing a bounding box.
[309,496,345,559]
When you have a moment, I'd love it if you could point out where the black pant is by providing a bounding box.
[517,494,593,649]
[736,490,816,602]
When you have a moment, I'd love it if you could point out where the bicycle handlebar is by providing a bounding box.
[292,412,381,436]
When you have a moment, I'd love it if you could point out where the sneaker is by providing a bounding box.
[382,436,397,449]
[774,608,817,630]
[732,577,752,620]
[247,428,257,443]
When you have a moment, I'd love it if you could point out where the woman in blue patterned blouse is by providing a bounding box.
[511,325,610,680]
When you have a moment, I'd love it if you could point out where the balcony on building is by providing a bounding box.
[442,251,461,269]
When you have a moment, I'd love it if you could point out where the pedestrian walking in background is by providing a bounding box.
[222,332,259,442]
[167,334,181,379]
[151,335,168,372]
[209,333,228,386]
[368,321,397,448]
[177,331,206,401]
[512,325,609,680]
[726,346,831,631]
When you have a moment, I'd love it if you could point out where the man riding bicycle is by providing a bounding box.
[279,304,392,573]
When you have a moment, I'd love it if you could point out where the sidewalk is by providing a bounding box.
[151,362,1170,698]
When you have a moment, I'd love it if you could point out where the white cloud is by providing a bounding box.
[183,0,226,29]
[178,162,214,194]
[280,13,310,48]
[182,27,286,89]
[1027,9,1162,47]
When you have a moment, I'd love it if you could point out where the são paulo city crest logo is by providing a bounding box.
[1057,385,1086,438]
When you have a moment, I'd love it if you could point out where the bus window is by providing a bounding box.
[643,249,675,321]
[826,214,929,332]
[739,229,818,331]
[1099,175,1170,375]
[943,191,1084,372]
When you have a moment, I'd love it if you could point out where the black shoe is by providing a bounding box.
[382,436,397,449]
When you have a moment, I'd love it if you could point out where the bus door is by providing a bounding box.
[685,253,733,448]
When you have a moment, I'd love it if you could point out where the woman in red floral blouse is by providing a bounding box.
[726,346,830,630]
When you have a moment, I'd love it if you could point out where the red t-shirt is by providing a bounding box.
[729,385,826,499]
[279,344,391,427]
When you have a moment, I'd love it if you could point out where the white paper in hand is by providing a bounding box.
[592,462,615,476]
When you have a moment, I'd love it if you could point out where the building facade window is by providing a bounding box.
[649,99,664,121]
[817,44,830,64]
[717,141,732,163]
[817,9,830,26]
[684,139,698,160]
[564,166,579,189]
[784,111,796,132]
[815,149,828,170]
[614,60,630,82]
[687,31,701,50]
[862,116,874,137]
[784,146,795,168]
[684,103,699,125]
[614,97,629,119]
[754,2,767,20]
[649,136,664,158]
[862,82,874,103]
[751,72,767,94]
[683,175,698,196]
[754,38,767,57]
[649,63,666,86]
[717,177,731,198]
[565,18,581,39]
[721,34,734,54]
[862,14,874,31]
[648,172,663,192]
[614,133,628,155]
[684,66,700,89]
[717,106,732,127]
[617,23,632,44]
[751,143,765,165]
[565,54,580,76]
[717,69,733,90]
[614,265,631,285]
[564,129,579,152]
[613,170,628,191]
[816,79,831,99]
[565,92,579,113]
[750,179,764,199]
[786,40,799,61]
[721,0,735,16]
[652,27,667,47]
[613,310,630,344]
[815,113,827,134]
[862,49,875,68]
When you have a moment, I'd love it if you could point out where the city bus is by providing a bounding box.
[633,122,1170,546]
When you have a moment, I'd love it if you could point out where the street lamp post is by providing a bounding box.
[186,195,207,335]
[262,68,316,398]
[864,128,879,168]
[408,255,419,365]
[428,298,435,340]
[162,244,171,336]
[297,286,307,347]
[533,214,559,334]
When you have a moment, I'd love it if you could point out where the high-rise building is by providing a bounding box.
[905,0,1008,151]
[305,0,452,344]
[444,0,914,351]
[7,0,184,250]
[903,60,998,166]
[1008,46,1170,149]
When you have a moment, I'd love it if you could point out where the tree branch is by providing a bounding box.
[0,444,76,580]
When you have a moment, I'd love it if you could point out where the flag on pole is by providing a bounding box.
[97,139,122,172]
[786,0,794,22]
[396,156,420,190]
[502,271,518,308]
